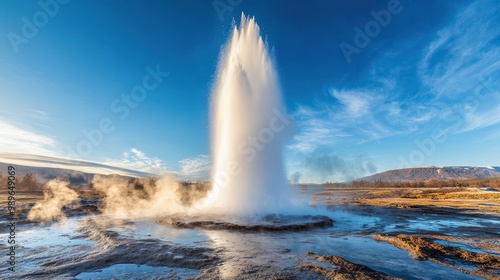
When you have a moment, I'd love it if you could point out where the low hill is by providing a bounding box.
[358,166,500,182]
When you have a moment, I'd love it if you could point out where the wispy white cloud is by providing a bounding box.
[106,150,213,180]
[418,0,500,133]
[291,89,396,152]
[483,127,500,141]
[178,154,211,181]
[289,105,350,152]
[0,119,58,156]
[460,101,500,133]
[105,148,169,175]
[0,153,154,177]
[419,1,500,99]
[292,84,445,152]
[330,89,373,118]
[387,102,401,117]
[291,0,500,153]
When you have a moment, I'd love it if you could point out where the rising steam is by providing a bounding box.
[28,179,79,222]
[91,175,210,218]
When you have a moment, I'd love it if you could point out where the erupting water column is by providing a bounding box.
[201,14,291,215]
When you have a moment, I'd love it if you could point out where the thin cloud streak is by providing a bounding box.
[0,153,155,177]
[291,89,398,152]
[0,119,58,156]
[419,0,500,132]
[291,0,500,153]
[419,1,500,99]
[178,154,211,181]
[105,148,169,175]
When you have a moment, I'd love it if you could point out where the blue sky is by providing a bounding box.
[0,0,499,183]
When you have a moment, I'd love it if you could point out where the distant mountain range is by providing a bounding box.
[358,166,500,182]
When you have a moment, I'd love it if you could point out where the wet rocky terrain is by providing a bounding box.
[1,183,500,279]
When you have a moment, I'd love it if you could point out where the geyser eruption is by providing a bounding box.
[89,14,331,230]
[203,14,291,215]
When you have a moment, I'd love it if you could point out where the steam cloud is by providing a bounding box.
[91,175,210,218]
[290,171,302,184]
[305,154,377,182]
[28,179,79,222]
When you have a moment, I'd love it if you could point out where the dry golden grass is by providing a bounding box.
[314,178,500,213]
[0,192,44,205]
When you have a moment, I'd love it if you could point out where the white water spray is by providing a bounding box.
[200,14,292,215]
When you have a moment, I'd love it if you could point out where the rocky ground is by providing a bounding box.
[374,233,500,279]
[299,252,403,280]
